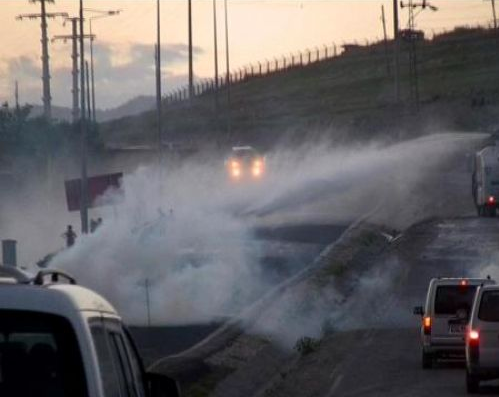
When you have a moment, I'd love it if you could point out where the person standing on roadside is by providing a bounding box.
[63,225,77,248]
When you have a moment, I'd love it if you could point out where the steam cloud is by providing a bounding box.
[1,132,485,328]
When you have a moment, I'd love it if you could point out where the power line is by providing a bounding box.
[16,0,68,119]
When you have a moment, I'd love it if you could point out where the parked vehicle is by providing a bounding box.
[414,277,494,369]
[0,266,180,397]
[465,285,499,393]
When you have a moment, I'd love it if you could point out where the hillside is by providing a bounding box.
[29,95,155,123]
[100,27,499,149]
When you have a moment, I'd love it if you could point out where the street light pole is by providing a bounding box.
[213,0,220,132]
[188,0,194,100]
[86,10,121,124]
[89,19,96,123]
[156,0,162,156]
[224,0,231,138]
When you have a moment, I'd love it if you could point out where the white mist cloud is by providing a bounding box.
[1,131,486,329]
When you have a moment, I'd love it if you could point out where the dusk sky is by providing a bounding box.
[0,1,493,109]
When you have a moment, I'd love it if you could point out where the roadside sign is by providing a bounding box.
[65,172,123,212]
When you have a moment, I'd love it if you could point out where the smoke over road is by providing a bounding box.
[0,132,485,326]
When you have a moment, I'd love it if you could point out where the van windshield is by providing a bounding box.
[434,285,477,315]
[478,291,499,322]
[0,310,87,397]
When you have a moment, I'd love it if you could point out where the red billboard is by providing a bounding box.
[65,172,124,212]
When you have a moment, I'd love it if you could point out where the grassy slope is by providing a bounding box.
[100,27,499,149]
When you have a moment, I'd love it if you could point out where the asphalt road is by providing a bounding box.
[326,217,499,397]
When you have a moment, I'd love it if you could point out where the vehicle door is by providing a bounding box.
[432,285,476,342]
[89,317,146,397]
[475,290,499,367]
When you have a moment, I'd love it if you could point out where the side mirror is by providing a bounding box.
[146,372,181,397]
[413,306,424,316]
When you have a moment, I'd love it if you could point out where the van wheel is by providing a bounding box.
[466,372,479,394]
[422,351,433,369]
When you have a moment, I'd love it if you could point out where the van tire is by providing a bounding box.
[466,372,479,394]
[422,351,433,369]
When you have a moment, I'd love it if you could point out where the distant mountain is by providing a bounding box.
[28,95,155,123]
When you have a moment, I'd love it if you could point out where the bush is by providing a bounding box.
[294,336,321,356]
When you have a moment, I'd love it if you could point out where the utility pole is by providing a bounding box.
[89,27,96,123]
[393,0,400,103]
[491,0,498,30]
[400,0,438,111]
[16,1,68,120]
[52,19,94,124]
[381,5,391,75]
[213,0,220,129]
[224,0,231,139]
[155,0,162,157]
[188,0,194,100]
[71,19,79,123]
[15,81,20,111]
[79,0,89,234]
[85,61,91,121]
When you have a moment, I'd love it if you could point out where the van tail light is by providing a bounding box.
[423,316,431,335]
[469,330,479,341]
[468,329,480,364]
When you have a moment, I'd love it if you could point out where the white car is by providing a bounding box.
[465,285,499,393]
[414,277,494,369]
[0,266,180,397]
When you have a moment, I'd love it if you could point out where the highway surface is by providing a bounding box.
[246,217,499,397]
[325,217,499,397]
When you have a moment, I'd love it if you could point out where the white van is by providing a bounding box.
[472,145,499,217]
[465,285,499,393]
[414,277,494,369]
[0,266,180,397]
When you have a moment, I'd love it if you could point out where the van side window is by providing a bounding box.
[109,332,140,397]
[91,325,127,397]
[478,291,499,322]
[122,330,146,397]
